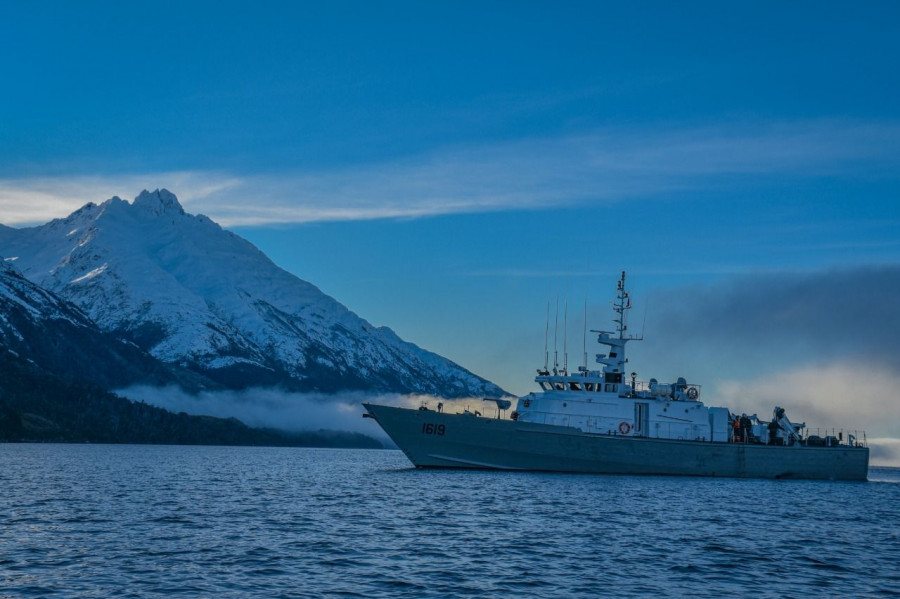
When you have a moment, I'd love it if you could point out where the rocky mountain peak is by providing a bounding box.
[132,189,185,217]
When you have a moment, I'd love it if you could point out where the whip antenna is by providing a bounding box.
[553,295,559,374]
[543,300,550,371]
[563,299,569,374]
[582,296,588,371]
[642,299,648,339]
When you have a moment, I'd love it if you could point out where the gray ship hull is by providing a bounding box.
[363,404,869,481]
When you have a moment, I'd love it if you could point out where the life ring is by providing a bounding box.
[687,387,699,400]
[619,421,631,435]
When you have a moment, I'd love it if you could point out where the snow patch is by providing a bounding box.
[204,356,272,370]
[70,264,108,284]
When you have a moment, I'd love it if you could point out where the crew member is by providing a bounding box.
[740,414,752,443]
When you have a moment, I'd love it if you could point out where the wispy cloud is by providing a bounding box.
[1,119,897,227]
[0,172,242,226]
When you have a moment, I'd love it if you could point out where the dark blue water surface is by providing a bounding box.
[1,445,898,598]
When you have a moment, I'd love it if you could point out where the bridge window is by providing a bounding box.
[585,383,595,392]
[569,382,582,391]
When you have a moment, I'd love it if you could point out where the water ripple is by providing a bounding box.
[0,445,898,597]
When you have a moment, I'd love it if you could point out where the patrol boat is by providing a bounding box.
[363,272,869,480]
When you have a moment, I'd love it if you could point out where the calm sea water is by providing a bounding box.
[1,445,898,598]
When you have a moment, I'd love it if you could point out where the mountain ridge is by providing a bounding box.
[0,190,506,398]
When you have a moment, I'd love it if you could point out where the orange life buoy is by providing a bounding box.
[619,421,631,435]
[687,387,699,400]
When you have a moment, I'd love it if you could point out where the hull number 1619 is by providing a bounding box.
[421,423,446,436]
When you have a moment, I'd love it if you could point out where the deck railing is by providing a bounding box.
[802,428,867,448]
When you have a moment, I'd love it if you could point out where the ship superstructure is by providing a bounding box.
[518,272,730,443]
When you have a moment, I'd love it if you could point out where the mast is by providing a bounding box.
[592,270,642,376]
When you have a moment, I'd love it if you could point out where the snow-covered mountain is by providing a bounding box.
[0,190,504,397]
[0,256,211,390]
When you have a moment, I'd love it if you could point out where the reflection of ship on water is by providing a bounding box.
[364,271,869,480]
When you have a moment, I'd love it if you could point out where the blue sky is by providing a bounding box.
[2,2,899,457]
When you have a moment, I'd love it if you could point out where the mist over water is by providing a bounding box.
[118,385,388,442]
[869,438,900,467]
[1,445,898,598]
